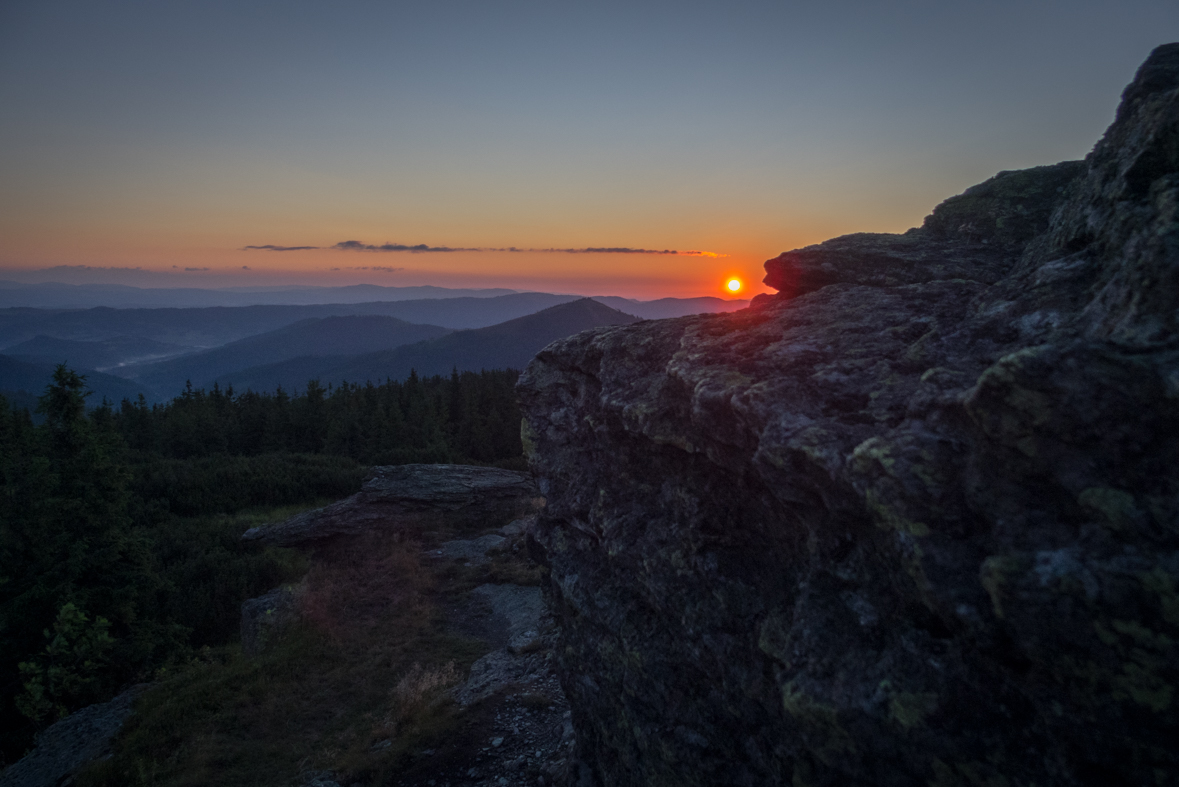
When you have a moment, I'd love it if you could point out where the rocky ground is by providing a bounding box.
[237,465,587,787]
[289,523,581,787]
[4,466,581,787]
[240,465,583,786]
[374,529,580,787]
[248,522,583,787]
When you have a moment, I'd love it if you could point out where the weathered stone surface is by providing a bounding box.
[452,584,554,706]
[0,685,146,787]
[240,586,301,657]
[517,45,1179,787]
[453,649,550,707]
[762,161,1084,301]
[433,534,508,565]
[242,464,541,547]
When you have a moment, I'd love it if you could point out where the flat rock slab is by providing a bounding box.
[242,464,540,548]
[453,649,550,707]
[0,685,146,787]
[449,584,553,707]
[471,583,545,646]
[432,534,507,565]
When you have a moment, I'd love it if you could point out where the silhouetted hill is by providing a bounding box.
[219,298,641,392]
[0,293,748,352]
[5,335,193,370]
[0,355,155,407]
[119,315,452,396]
[593,296,747,319]
[0,293,581,349]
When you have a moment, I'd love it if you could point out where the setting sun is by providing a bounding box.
[726,278,742,293]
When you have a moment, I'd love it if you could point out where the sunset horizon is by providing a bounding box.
[5,2,1175,301]
[1,2,1177,782]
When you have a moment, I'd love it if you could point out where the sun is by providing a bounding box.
[726,278,742,293]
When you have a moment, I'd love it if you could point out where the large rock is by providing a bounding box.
[240,586,301,656]
[517,45,1179,787]
[762,161,1086,300]
[0,685,146,787]
[242,464,541,547]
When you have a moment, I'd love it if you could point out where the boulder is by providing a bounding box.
[242,464,541,548]
[240,586,301,657]
[517,45,1179,786]
[0,685,146,787]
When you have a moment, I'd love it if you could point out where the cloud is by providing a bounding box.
[242,240,727,257]
[185,267,210,271]
[241,266,250,270]
[242,244,320,251]
[331,240,473,253]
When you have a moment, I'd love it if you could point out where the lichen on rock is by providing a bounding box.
[518,44,1179,786]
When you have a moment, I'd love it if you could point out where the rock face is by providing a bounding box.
[242,464,541,547]
[240,586,301,656]
[0,685,145,787]
[517,45,1179,787]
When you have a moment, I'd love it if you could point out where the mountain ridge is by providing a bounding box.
[218,298,641,393]
[0,292,745,350]
[117,315,452,395]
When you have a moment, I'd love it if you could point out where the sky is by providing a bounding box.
[0,1,1176,299]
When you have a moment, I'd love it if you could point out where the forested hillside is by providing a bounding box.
[0,365,524,763]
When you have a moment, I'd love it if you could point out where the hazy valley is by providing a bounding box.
[0,290,746,405]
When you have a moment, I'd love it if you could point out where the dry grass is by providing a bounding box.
[393,661,460,711]
[299,532,432,640]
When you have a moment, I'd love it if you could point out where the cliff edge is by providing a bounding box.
[517,44,1179,786]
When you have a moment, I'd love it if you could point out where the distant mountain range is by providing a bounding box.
[0,281,755,316]
[0,292,746,349]
[0,281,519,309]
[0,293,578,349]
[118,315,452,395]
[215,299,640,393]
[0,290,749,404]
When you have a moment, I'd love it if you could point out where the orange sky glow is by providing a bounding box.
[1,3,1169,302]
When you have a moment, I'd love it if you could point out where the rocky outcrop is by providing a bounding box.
[762,161,1085,300]
[0,685,146,787]
[240,586,301,656]
[239,465,540,654]
[433,534,508,566]
[517,45,1179,787]
[242,464,541,547]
